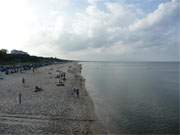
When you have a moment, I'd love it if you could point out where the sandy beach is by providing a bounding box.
[0,62,106,135]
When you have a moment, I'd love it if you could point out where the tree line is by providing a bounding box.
[0,49,69,65]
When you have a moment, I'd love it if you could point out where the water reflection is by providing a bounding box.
[81,62,179,134]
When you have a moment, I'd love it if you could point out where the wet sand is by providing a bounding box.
[0,62,106,134]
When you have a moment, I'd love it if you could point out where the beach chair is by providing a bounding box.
[5,70,9,75]
[0,73,3,80]
[56,80,64,86]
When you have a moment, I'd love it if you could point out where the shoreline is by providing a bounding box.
[0,62,106,134]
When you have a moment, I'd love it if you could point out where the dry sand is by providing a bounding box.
[0,62,106,135]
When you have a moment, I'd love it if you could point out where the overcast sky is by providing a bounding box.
[0,0,179,61]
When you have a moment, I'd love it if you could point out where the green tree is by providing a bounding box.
[0,49,7,55]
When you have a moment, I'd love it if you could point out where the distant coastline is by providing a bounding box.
[0,49,72,65]
[79,60,180,63]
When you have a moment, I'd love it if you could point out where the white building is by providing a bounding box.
[11,50,29,55]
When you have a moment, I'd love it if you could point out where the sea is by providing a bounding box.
[81,62,179,134]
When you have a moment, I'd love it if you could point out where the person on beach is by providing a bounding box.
[18,93,22,104]
[32,67,35,72]
[20,67,23,73]
[73,88,76,96]
[77,88,79,97]
[73,88,80,98]
[32,65,38,72]
[61,72,66,81]
[22,78,25,84]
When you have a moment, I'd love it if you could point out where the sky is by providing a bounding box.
[0,0,179,61]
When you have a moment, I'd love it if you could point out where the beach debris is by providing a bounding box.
[34,86,43,92]
[18,93,22,104]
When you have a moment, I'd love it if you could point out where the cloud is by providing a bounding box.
[129,0,179,31]
[88,0,102,5]
[127,0,179,49]
[25,0,179,61]
[52,2,141,51]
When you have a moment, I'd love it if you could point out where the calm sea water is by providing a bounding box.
[81,62,179,134]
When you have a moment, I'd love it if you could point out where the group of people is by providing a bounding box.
[73,88,80,98]
[55,70,80,98]
[56,71,66,86]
